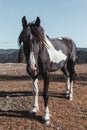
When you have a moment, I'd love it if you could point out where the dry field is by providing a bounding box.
[0,63,87,130]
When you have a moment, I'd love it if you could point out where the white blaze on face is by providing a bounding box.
[29,51,36,70]
[28,29,37,70]
[44,36,67,63]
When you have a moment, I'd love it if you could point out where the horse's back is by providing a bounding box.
[51,37,76,61]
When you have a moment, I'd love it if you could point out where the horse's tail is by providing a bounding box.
[68,39,79,78]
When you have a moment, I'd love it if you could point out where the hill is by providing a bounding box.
[0,48,87,64]
[0,49,18,63]
[76,48,87,64]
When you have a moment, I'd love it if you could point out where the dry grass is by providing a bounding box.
[0,63,87,130]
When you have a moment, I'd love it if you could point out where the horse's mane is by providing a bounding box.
[30,24,51,49]
[30,24,45,42]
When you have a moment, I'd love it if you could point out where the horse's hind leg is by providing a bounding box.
[61,67,70,97]
[61,59,75,100]
[67,59,75,100]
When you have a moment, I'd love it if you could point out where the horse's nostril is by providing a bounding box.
[35,64,37,68]
[28,67,37,76]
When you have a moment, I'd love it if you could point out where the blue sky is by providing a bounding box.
[0,0,87,49]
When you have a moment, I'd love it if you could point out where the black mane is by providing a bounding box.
[30,24,45,42]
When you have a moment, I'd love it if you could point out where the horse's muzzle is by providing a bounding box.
[27,67,38,77]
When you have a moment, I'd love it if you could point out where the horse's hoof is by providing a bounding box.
[42,119,50,125]
[65,94,70,100]
[66,96,73,101]
[42,117,50,125]
[69,97,73,101]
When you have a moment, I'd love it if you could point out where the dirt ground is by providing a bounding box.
[0,63,87,130]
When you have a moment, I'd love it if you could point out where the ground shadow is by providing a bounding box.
[49,91,66,99]
[50,74,66,82]
[76,73,87,81]
[0,110,42,123]
[0,91,33,98]
[0,75,31,81]
[75,73,87,86]
[0,90,66,124]
[0,90,65,99]
[0,73,66,83]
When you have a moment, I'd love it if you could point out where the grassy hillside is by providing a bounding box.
[0,48,87,63]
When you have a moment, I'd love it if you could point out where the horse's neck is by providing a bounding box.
[44,36,55,50]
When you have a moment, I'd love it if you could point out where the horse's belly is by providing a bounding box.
[49,60,65,72]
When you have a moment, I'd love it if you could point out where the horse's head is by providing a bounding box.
[18,16,45,77]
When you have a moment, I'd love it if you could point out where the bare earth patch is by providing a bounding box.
[0,63,87,130]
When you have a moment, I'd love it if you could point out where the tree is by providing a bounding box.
[18,45,25,63]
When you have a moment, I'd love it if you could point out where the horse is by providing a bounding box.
[18,16,77,124]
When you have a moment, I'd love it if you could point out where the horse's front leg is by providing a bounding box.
[29,78,39,115]
[42,72,50,125]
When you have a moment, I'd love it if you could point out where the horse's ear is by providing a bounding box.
[22,16,27,27]
[35,17,40,27]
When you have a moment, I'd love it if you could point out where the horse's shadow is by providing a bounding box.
[49,91,66,99]
[0,90,42,123]
[0,91,33,98]
[0,73,65,82]
[0,90,66,98]
[0,75,30,81]
[0,90,66,124]
[0,109,42,123]
[0,72,66,124]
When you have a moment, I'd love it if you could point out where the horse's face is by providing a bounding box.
[19,16,41,77]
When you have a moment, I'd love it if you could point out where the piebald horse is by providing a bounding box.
[19,16,77,124]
